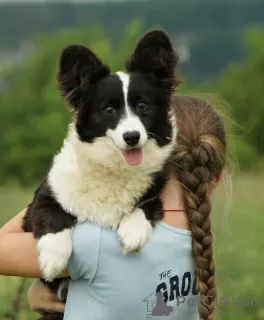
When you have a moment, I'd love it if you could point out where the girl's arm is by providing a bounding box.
[0,231,43,277]
[0,210,67,314]
[0,209,27,234]
[0,208,69,277]
[0,231,69,277]
[0,208,42,277]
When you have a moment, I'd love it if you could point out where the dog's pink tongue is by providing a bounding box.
[122,148,143,166]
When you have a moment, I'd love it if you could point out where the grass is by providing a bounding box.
[0,173,263,320]
[212,173,264,320]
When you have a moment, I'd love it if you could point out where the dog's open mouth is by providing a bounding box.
[122,148,143,166]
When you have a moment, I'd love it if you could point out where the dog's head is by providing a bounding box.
[57,30,179,166]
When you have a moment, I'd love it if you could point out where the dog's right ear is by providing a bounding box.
[57,45,110,111]
[125,30,179,94]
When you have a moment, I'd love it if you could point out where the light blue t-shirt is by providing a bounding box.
[64,221,199,320]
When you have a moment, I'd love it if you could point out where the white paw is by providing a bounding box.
[57,279,70,301]
[117,208,152,253]
[37,229,72,282]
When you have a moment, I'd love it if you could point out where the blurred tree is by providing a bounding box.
[212,27,264,168]
[1,0,264,82]
[0,20,143,184]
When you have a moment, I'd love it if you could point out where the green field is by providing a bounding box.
[0,174,263,320]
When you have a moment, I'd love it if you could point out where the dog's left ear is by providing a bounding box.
[57,45,110,111]
[125,30,179,93]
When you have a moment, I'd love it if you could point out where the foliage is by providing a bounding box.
[0,0,264,82]
[0,20,143,184]
[211,27,264,169]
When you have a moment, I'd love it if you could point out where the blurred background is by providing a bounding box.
[0,0,263,319]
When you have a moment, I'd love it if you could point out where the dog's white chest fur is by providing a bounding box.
[48,125,175,230]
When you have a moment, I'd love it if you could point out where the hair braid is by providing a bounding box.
[170,96,226,320]
[177,147,216,319]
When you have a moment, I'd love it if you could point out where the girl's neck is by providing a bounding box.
[160,177,190,231]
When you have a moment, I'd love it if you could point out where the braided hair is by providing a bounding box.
[169,96,226,320]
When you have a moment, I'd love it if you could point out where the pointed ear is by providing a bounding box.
[125,30,179,94]
[57,45,110,111]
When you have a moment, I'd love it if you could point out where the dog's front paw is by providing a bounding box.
[37,229,72,282]
[117,208,152,253]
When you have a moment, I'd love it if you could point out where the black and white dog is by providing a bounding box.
[23,29,179,319]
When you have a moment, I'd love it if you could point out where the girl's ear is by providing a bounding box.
[125,29,179,94]
[217,169,225,183]
[57,45,110,111]
[209,170,225,195]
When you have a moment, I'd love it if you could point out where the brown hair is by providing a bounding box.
[169,95,227,320]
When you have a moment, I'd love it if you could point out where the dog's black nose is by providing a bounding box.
[123,131,140,146]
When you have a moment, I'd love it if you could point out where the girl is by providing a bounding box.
[0,95,227,320]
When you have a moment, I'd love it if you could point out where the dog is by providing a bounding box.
[22,29,179,320]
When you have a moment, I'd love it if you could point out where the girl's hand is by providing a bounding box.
[28,279,65,315]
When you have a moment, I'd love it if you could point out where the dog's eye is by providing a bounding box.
[104,106,116,116]
[136,102,148,113]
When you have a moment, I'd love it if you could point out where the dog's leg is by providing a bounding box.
[24,181,76,281]
[117,173,165,253]
[37,227,73,281]
[137,172,166,224]
[117,207,152,253]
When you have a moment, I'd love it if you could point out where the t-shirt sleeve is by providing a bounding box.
[67,222,101,282]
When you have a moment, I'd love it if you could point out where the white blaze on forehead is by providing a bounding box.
[106,71,148,150]
[116,71,130,108]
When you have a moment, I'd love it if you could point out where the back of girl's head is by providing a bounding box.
[168,95,227,320]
